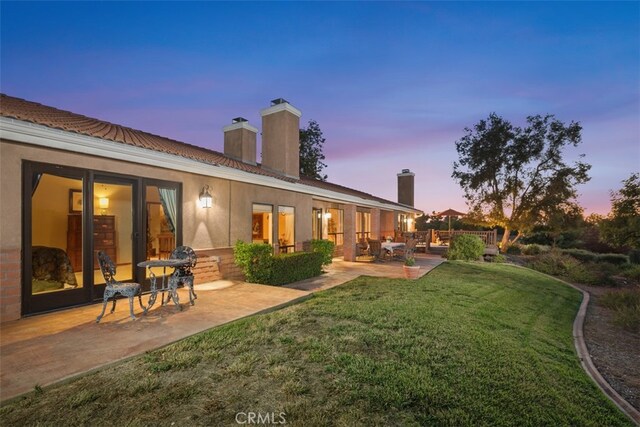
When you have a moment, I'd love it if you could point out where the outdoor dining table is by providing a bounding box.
[381,241,405,255]
[136,259,190,312]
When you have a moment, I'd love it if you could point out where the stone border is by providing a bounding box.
[570,284,640,425]
[510,264,639,425]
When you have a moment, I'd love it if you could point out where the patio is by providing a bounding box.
[0,253,443,402]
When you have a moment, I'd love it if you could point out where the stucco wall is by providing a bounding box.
[0,140,316,321]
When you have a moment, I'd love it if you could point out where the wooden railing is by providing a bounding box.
[431,230,498,247]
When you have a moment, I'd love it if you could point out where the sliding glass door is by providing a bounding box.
[23,162,181,315]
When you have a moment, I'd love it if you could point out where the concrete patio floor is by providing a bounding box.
[0,253,444,402]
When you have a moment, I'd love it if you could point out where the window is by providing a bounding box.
[252,204,273,245]
[312,208,323,240]
[278,206,295,253]
[327,208,344,246]
[398,213,408,232]
[356,211,371,242]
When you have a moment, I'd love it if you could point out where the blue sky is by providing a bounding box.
[2,1,638,214]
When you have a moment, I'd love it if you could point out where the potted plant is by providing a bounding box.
[403,256,421,279]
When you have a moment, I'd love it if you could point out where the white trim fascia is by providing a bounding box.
[222,121,258,133]
[0,117,422,214]
[260,102,302,118]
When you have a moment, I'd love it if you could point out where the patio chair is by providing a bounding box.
[168,246,198,305]
[394,238,417,261]
[96,251,145,323]
[356,240,369,258]
[367,239,384,262]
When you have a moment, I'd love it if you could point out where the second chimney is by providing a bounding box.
[223,117,258,165]
[397,169,415,207]
[260,98,302,179]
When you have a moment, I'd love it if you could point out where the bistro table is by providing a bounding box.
[381,241,405,256]
[137,259,190,312]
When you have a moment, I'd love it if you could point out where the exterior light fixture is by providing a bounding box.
[199,185,213,208]
[324,212,332,219]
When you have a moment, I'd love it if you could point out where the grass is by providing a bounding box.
[0,262,633,426]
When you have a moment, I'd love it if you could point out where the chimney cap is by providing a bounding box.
[270,98,289,106]
[397,169,415,177]
[223,120,258,133]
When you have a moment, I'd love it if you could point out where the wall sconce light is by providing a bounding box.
[199,185,213,208]
[98,197,110,209]
[324,212,332,219]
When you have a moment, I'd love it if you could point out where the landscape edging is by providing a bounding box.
[510,263,640,425]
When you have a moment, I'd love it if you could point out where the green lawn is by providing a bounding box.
[1,262,632,426]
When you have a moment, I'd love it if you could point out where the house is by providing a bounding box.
[0,95,422,322]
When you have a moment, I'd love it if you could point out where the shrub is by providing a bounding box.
[486,254,507,263]
[597,253,629,266]
[529,250,580,277]
[446,234,485,261]
[269,252,324,285]
[505,244,522,255]
[621,265,640,283]
[629,249,640,265]
[600,289,640,332]
[565,262,614,286]
[560,248,598,263]
[522,244,542,256]
[310,239,335,267]
[233,241,273,284]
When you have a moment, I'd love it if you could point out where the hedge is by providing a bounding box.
[310,239,335,266]
[560,248,629,265]
[269,252,324,285]
[234,241,324,286]
[233,241,273,284]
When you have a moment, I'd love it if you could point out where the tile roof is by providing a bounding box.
[0,94,417,211]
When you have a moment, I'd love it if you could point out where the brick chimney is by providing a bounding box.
[223,117,258,165]
[397,169,415,207]
[260,98,302,178]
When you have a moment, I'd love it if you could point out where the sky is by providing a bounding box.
[1,1,638,215]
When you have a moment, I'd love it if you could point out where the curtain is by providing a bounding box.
[158,188,177,233]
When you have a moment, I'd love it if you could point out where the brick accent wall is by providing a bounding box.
[1,248,22,322]
[193,247,244,284]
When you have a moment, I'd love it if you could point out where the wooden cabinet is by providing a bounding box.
[67,214,117,271]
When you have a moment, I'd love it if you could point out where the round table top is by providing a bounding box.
[137,259,190,268]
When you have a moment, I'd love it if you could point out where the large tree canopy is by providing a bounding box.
[299,120,328,181]
[600,173,640,249]
[452,113,591,248]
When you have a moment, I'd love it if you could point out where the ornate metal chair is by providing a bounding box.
[96,251,145,323]
[168,246,198,305]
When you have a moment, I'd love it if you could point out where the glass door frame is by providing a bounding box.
[22,161,183,315]
[22,162,92,314]
[91,173,140,301]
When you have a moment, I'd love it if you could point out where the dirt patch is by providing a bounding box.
[577,283,640,411]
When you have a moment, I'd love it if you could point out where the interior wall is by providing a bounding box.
[32,174,82,250]
[94,182,133,264]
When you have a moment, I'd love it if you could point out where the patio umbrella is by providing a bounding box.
[436,208,467,232]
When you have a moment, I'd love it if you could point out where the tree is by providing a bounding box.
[600,173,640,249]
[452,113,591,248]
[299,120,328,181]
